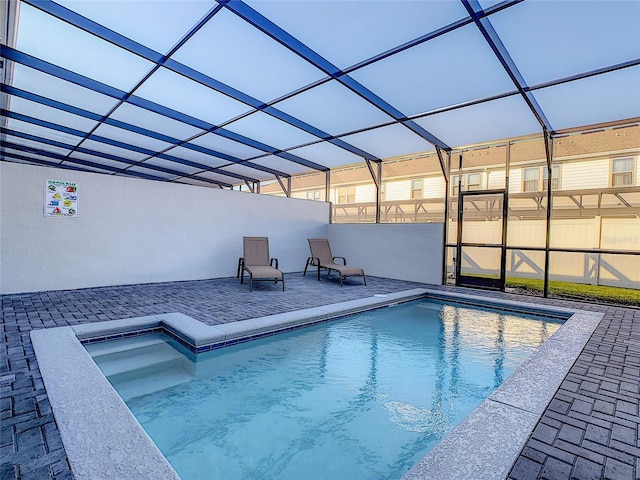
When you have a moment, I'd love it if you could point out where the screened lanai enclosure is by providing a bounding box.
[1,0,639,295]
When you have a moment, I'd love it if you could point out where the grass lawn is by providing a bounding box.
[506,277,640,307]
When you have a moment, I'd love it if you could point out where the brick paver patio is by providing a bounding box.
[1,274,638,479]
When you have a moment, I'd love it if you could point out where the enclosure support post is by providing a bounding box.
[364,158,381,223]
[455,154,464,285]
[543,128,555,298]
[325,170,332,223]
[438,147,451,285]
[275,175,291,198]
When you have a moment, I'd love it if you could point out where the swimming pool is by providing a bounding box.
[87,299,561,480]
[30,288,603,480]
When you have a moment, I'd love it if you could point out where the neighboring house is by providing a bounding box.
[258,124,640,289]
[263,124,638,221]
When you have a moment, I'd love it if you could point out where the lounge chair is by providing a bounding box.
[239,237,284,292]
[304,238,366,286]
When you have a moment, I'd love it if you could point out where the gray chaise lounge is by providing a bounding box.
[304,238,366,286]
[239,237,284,291]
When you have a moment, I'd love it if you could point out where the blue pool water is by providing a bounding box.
[87,300,562,480]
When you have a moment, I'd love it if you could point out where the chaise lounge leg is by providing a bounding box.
[362,274,367,286]
[303,257,311,276]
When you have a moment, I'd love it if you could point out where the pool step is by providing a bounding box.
[86,335,194,400]
[85,334,168,361]
[92,343,185,377]
[110,363,194,402]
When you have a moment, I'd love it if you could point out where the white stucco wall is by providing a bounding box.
[326,223,444,284]
[0,163,330,294]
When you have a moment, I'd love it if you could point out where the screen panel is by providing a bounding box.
[68,151,134,170]
[3,134,72,157]
[80,139,148,162]
[3,147,66,165]
[92,124,173,153]
[163,146,229,169]
[16,3,154,92]
[414,96,542,148]
[489,0,640,85]
[533,67,640,131]
[288,141,364,169]
[5,117,84,147]
[350,25,515,116]
[139,158,204,176]
[187,132,265,160]
[274,79,393,136]
[341,123,434,159]
[171,8,325,102]
[194,170,248,184]
[8,97,99,134]
[223,111,318,151]
[54,0,214,54]
[108,104,203,141]
[178,177,222,188]
[133,67,251,125]
[247,0,468,70]
[11,64,120,115]
[219,163,275,182]
[126,166,177,180]
[250,155,314,175]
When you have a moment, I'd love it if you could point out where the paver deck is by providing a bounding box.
[1,273,638,479]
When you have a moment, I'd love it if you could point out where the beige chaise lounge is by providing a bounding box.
[304,238,366,287]
[239,237,284,292]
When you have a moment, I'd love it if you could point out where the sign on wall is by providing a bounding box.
[45,180,78,218]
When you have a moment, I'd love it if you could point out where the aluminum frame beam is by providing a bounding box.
[24,0,373,165]
[1,125,235,188]
[220,0,451,152]
[3,85,291,181]
[462,0,553,132]
[2,141,178,182]
[1,109,255,186]
[1,45,325,174]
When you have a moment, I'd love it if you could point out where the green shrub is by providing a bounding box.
[506,277,639,307]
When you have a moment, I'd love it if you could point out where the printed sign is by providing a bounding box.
[45,180,78,218]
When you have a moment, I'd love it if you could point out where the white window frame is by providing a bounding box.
[467,173,481,191]
[411,179,423,199]
[306,189,321,201]
[337,185,356,204]
[523,165,560,192]
[451,173,482,195]
[611,157,634,187]
[543,165,560,191]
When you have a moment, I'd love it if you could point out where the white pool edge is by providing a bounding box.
[402,299,602,480]
[30,288,603,480]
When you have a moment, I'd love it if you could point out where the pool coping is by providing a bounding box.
[29,288,603,480]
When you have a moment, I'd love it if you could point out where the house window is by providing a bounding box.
[411,179,423,199]
[523,167,540,192]
[612,158,634,186]
[337,186,356,204]
[524,166,560,192]
[543,166,560,191]
[451,173,481,195]
[467,173,481,191]
[306,190,321,201]
[452,175,460,196]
